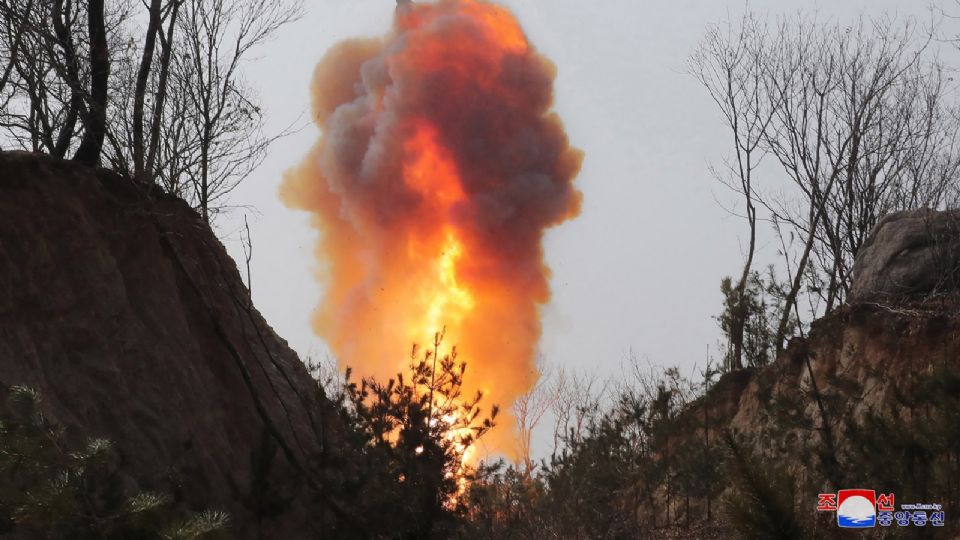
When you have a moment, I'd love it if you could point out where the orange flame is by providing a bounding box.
[282,0,583,455]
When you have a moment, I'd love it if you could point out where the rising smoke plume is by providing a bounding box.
[282,0,583,453]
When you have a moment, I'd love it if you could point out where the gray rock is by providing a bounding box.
[850,208,960,302]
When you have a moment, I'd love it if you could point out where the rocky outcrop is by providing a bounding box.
[728,301,959,449]
[630,207,960,538]
[660,298,960,536]
[850,208,960,302]
[0,151,340,538]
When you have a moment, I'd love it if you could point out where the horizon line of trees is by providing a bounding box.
[0,0,301,222]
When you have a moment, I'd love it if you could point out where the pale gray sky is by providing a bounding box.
[217,0,944,439]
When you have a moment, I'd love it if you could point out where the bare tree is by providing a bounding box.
[0,0,300,222]
[131,0,184,180]
[694,11,960,355]
[0,0,30,98]
[103,0,182,178]
[242,213,253,296]
[48,0,84,157]
[73,0,109,165]
[550,368,608,455]
[0,0,83,154]
[175,0,302,222]
[512,355,558,475]
[690,11,776,370]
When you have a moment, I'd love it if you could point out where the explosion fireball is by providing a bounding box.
[282,0,583,453]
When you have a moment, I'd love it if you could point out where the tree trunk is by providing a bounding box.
[146,0,182,174]
[730,200,757,370]
[704,392,711,522]
[51,0,81,158]
[200,138,209,222]
[775,227,814,355]
[775,180,834,355]
[74,0,109,166]
[133,0,163,179]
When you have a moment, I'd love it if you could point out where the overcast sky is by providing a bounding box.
[217,0,945,449]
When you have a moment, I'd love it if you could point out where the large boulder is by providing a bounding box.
[850,208,960,302]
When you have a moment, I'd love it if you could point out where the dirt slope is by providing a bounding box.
[0,151,339,538]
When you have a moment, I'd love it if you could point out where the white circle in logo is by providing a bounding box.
[838,495,875,522]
